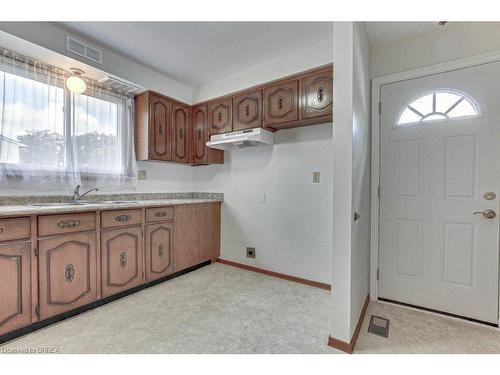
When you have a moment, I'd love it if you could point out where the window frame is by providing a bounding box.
[0,69,124,177]
[395,88,481,127]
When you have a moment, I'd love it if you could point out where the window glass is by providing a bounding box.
[397,89,479,126]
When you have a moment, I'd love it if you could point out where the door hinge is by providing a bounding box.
[378,102,382,115]
[377,268,380,281]
[377,186,381,198]
[35,305,39,316]
[34,247,39,256]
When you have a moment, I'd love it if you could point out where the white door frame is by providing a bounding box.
[370,49,500,324]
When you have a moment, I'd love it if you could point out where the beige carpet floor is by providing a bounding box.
[1,262,500,354]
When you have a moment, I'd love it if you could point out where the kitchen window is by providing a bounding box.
[0,48,136,189]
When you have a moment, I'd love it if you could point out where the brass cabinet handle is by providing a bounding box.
[120,251,127,268]
[217,111,222,122]
[179,128,184,139]
[159,244,164,258]
[245,104,250,117]
[159,124,164,135]
[114,214,131,222]
[0,228,3,234]
[317,87,325,103]
[197,129,202,140]
[65,264,75,283]
[58,220,80,229]
[278,96,284,110]
[154,211,170,218]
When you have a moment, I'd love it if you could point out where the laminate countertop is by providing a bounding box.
[0,192,223,218]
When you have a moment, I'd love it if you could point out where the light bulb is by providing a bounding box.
[66,75,86,94]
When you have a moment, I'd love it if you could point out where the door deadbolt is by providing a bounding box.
[483,192,496,200]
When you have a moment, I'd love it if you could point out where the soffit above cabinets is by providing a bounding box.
[56,22,333,86]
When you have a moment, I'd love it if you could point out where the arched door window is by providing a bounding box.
[397,89,479,126]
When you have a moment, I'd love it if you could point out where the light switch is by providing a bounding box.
[312,171,320,183]
[138,170,147,180]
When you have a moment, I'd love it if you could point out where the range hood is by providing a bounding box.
[206,128,274,150]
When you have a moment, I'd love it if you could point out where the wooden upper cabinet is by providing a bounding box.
[38,231,97,320]
[135,91,172,162]
[150,94,172,161]
[0,241,31,335]
[209,98,232,134]
[172,102,191,163]
[101,226,143,298]
[145,222,174,283]
[233,90,263,131]
[192,105,209,164]
[263,80,299,126]
[300,67,333,120]
[192,105,224,165]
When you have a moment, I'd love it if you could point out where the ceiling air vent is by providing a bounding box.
[66,35,103,65]
[98,75,142,94]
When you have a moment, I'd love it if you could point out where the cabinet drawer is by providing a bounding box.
[101,209,142,228]
[38,213,96,236]
[146,206,174,223]
[0,217,31,242]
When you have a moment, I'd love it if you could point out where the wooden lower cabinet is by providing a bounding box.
[174,203,221,271]
[0,241,32,336]
[145,222,174,282]
[101,226,143,298]
[38,231,97,320]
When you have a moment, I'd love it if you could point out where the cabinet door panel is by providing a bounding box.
[0,241,31,335]
[101,226,143,298]
[38,232,97,320]
[149,94,171,161]
[192,105,208,164]
[233,90,262,131]
[263,80,299,126]
[209,98,232,134]
[145,222,174,282]
[172,102,191,163]
[300,68,333,120]
[174,203,220,272]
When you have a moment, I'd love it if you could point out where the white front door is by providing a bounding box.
[379,61,500,324]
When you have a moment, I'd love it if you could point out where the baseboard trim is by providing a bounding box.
[216,258,331,290]
[327,294,370,354]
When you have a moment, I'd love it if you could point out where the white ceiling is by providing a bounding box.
[57,22,333,87]
[365,22,442,47]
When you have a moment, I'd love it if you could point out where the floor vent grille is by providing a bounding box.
[368,315,390,338]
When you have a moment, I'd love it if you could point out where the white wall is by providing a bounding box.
[330,21,371,343]
[193,38,333,103]
[371,22,500,78]
[0,22,192,103]
[350,22,371,335]
[194,124,333,284]
[193,32,334,284]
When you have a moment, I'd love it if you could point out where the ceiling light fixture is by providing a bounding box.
[66,68,87,94]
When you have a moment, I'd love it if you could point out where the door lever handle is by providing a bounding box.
[473,209,496,219]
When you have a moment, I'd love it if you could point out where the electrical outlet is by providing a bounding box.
[138,170,147,180]
[246,247,256,259]
[312,171,320,183]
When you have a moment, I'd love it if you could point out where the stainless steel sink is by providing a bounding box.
[98,201,139,204]
[26,200,139,207]
[26,201,92,207]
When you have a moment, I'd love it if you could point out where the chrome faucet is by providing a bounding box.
[73,185,99,202]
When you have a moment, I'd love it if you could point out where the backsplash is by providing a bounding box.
[0,192,223,206]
